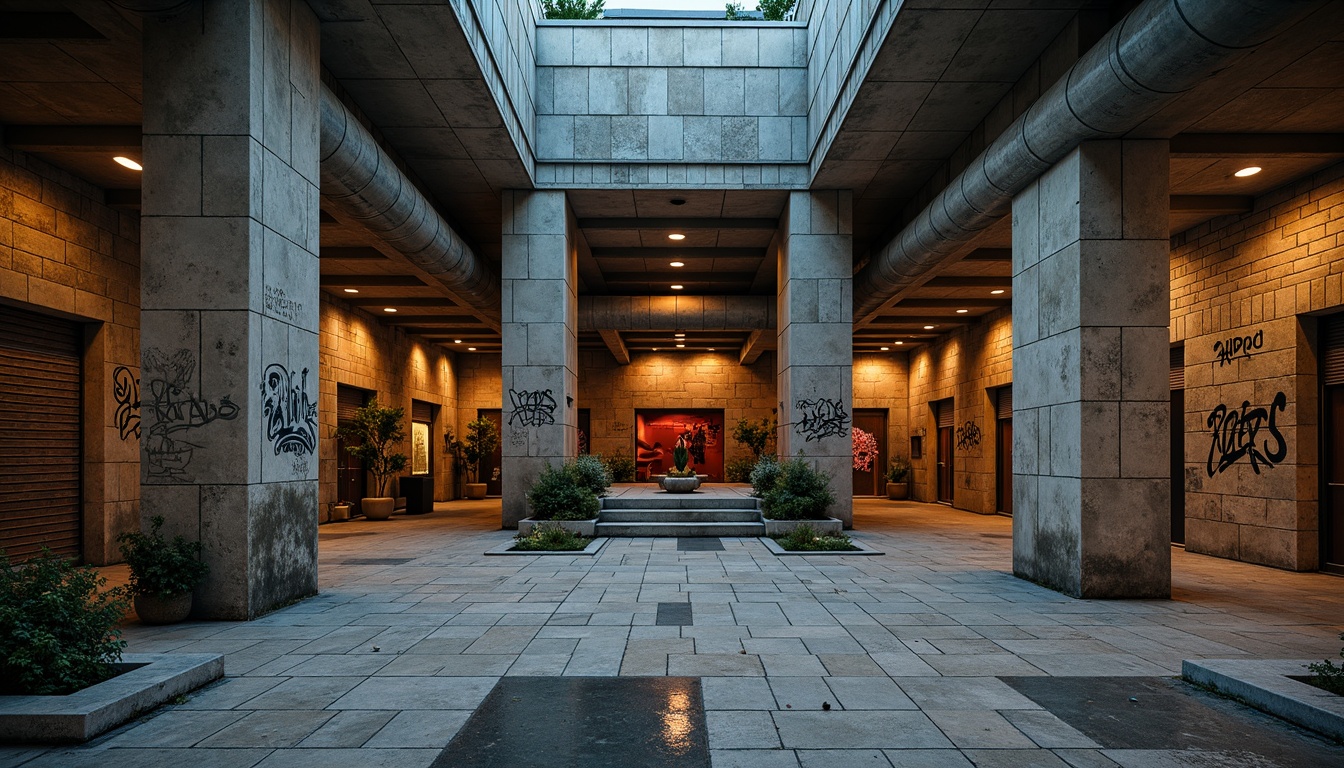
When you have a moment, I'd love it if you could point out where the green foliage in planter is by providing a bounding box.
[749,455,780,498]
[463,416,500,484]
[117,515,209,598]
[599,454,636,483]
[526,462,601,521]
[513,523,591,552]
[672,444,690,472]
[725,456,757,483]
[542,0,603,19]
[336,400,408,496]
[757,456,835,520]
[732,417,775,458]
[569,454,613,497]
[1306,633,1344,695]
[885,456,911,484]
[773,523,855,552]
[0,549,128,696]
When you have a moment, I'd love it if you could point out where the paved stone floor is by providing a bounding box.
[3,495,1342,767]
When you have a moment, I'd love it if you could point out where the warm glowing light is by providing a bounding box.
[674,333,685,338]
[924,325,935,330]
[668,233,686,241]
[956,309,969,314]
[653,347,659,351]
[991,289,1005,295]
[1234,166,1262,178]
[708,348,716,351]
[676,343,685,348]
[880,347,889,351]
[454,339,462,343]
[343,288,359,294]
[895,341,904,345]
[383,307,397,313]
[467,347,477,351]
[671,284,684,290]
[113,156,142,171]
[670,261,685,267]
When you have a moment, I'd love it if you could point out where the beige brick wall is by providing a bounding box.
[853,352,911,480]
[1170,161,1344,570]
[319,294,457,514]
[907,308,1013,514]
[0,146,140,564]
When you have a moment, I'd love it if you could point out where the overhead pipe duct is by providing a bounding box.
[319,84,501,327]
[852,0,1323,321]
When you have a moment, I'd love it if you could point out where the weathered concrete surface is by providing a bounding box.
[1184,658,1344,743]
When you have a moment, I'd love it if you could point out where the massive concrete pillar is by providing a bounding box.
[500,191,579,528]
[140,0,321,619]
[1011,140,1171,598]
[777,191,854,527]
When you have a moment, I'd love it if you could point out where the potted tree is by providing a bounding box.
[462,416,500,500]
[336,400,408,520]
[117,515,210,624]
[885,456,911,500]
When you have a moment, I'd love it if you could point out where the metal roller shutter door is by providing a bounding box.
[0,305,82,562]
[1325,316,1344,387]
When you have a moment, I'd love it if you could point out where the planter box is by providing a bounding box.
[518,517,597,537]
[0,653,223,744]
[886,482,909,500]
[763,517,844,536]
[485,537,608,557]
[759,537,885,556]
[1183,659,1344,742]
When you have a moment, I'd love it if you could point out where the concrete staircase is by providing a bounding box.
[596,493,764,537]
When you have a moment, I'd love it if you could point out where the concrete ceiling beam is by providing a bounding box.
[1169,195,1255,216]
[578,218,779,230]
[1170,133,1344,157]
[598,330,631,365]
[577,295,776,331]
[2,125,141,153]
[739,328,772,366]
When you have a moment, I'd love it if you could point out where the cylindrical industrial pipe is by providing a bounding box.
[319,85,501,324]
[852,0,1322,320]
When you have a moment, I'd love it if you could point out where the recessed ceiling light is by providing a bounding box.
[674,333,685,338]
[924,325,935,330]
[956,309,969,314]
[113,156,142,171]
[676,344,685,348]
[1234,166,1262,178]
[670,261,685,268]
[653,347,659,351]
[454,339,462,344]
[467,347,476,351]
[668,233,686,241]
[384,307,397,313]
[708,348,715,351]
[343,288,359,294]
[895,341,904,345]
[990,289,1005,295]
[671,284,684,290]
[880,347,890,351]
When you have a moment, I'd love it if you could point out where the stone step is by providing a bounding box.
[600,509,763,523]
[594,521,766,538]
[602,495,758,511]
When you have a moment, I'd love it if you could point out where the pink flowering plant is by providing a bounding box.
[852,427,879,472]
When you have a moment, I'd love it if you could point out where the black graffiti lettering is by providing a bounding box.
[795,398,849,442]
[955,421,982,451]
[142,348,239,478]
[112,365,140,440]
[1205,391,1288,477]
[508,389,557,428]
[261,364,318,458]
[1213,328,1263,367]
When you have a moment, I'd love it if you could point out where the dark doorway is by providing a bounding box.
[852,409,888,496]
[578,408,590,454]
[1171,346,1186,545]
[934,399,954,504]
[480,409,502,497]
[996,386,1012,516]
[336,385,371,514]
[1323,315,1344,573]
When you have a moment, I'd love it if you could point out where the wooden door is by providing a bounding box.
[851,409,887,496]
[480,409,502,496]
[336,385,369,511]
[1324,316,1344,572]
[937,427,954,503]
[995,387,1012,515]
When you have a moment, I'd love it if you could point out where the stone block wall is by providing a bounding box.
[907,309,1012,514]
[1171,161,1344,570]
[0,145,141,565]
[318,294,458,516]
[853,351,911,479]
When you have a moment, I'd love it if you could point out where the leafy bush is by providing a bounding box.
[749,456,781,497]
[774,523,855,552]
[1306,633,1344,695]
[336,400,408,496]
[513,524,591,552]
[600,454,636,483]
[732,417,775,458]
[0,549,128,695]
[463,416,500,484]
[542,0,603,19]
[758,456,835,520]
[725,456,756,483]
[526,463,601,521]
[569,454,613,497]
[885,456,911,484]
[117,515,209,598]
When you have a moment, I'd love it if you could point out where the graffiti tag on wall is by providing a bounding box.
[112,365,140,440]
[955,421,982,451]
[261,364,317,458]
[1206,391,1287,477]
[1213,328,1263,367]
[143,348,239,478]
[795,398,849,442]
[264,285,303,322]
[508,389,557,428]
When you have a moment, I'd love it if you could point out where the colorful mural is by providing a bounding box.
[635,410,725,481]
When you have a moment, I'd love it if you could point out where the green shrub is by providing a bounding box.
[885,456,911,484]
[513,524,591,552]
[1306,633,1344,695]
[600,454,636,483]
[117,515,209,598]
[0,549,128,695]
[759,456,835,520]
[732,417,775,458]
[749,456,781,497]
[725,456,756,483]
[526,463,601,521]
[774,524,854,552]
[568,454,613,497]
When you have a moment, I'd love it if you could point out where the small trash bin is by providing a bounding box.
[401,476,434,515]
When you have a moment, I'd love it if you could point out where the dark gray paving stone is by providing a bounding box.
[433,676,710,768]
[658,602,694,626]
[678,538,725,551]
[1001,676,1344,767]
[330,558,416,565]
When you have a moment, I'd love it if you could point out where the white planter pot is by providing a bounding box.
[763,517,844,536]
[362,497,396,520]
[518,518,597,537]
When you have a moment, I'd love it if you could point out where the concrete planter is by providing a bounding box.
[133,591,192,625]
[662,476,700,493]
[518,518,597,537]
[763,517,844,536]
[331,503,352,522]
[465,483,487,500]
[886,482,908,500]
[362,496,395,520]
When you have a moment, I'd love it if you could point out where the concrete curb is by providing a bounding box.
[1182,658,1344,742]
[759,537,884,556]
[0,653,224,744]
[485,537,609,556]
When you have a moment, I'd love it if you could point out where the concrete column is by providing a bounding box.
[500,190,579,528]
[1011,140,1171,598]
[140,0,321,619]
[777,191,854,527]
